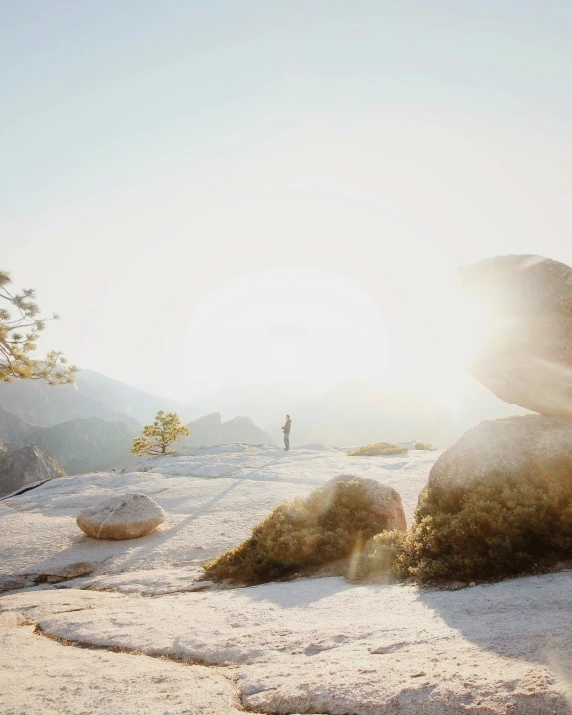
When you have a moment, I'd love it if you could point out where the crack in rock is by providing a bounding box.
[1,561,103,594]
[31,624,335,715]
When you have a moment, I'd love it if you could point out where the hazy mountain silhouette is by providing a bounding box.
[195,378,529,448]
[0,369,530,457]
[0,406,136,475]
[0,370,191,428]
[183,413,273,447]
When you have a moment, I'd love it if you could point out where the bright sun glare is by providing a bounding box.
[182,267,486,405]
[183,268,389,395]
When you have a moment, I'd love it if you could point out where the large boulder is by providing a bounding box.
[457,254,572,417]
[76,493,165,540]
[0,445,65,498]
[407,415,572,581]
[427,413,572,492]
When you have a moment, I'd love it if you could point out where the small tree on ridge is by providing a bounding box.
[131,410,189,456]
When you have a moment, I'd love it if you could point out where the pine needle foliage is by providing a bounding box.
[131,410,189,456]
[347,442,408,457]
[0,271,78,384]
[204,479,391,586]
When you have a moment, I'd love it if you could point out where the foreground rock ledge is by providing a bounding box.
[76,492,165,540]
[3,578,571,715]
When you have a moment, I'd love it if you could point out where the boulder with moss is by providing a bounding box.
[400,414,572,582]
[204,475,406,586]
[458,254,572,417]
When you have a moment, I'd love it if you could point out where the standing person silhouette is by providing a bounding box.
[282,414,292,451]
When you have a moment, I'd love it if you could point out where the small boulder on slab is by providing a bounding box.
[76,493,165,540]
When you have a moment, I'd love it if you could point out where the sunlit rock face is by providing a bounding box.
[0,445,64,498]
[427,414,572,493]
[458,254,572,417]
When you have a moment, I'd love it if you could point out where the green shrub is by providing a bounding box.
[399,459,572,582]
[203,479,392,586]
[351,530,407,581]
[347,442,408,457]
[414,441,437,451]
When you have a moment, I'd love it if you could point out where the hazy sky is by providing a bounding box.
[2,1,572,399]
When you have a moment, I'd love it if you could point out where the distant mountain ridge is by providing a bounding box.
[0,374,273,486]
[0,401,273,478]
[0,368,532,452]
[183,413,273,447]
[0,406,136,475]
[0,370,189,429]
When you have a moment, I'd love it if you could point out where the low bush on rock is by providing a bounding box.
[392,416,572,583]
[352,530,407,581]
[347,442,408,457]
[414,441,436,451]
[397,460,572,582]
[204,477,405,586]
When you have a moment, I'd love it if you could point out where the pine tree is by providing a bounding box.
[0,271,78,384]
[131,410,190,456]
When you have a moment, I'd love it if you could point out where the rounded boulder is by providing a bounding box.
[427,414,572,493]
[76,493,165,540]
